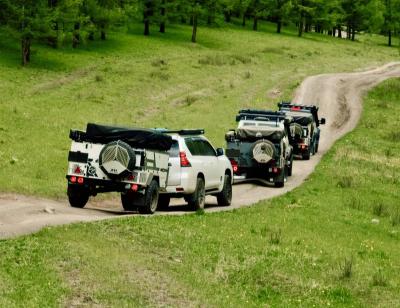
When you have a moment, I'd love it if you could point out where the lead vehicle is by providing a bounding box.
[225,110,294,187]
[278,102,326,160]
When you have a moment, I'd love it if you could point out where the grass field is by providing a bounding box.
[0,22,398,197]
[0,77,399,307]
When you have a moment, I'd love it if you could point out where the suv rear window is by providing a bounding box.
[168,140,180,157]
[185,138,216,156]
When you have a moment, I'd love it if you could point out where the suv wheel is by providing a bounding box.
[138,180,159,215]
[67,185,89,208]
[188,177,205,211]
[157,194,171,211]
[121,192,138,211]
[315,141,319,153]
[216,174,232,207]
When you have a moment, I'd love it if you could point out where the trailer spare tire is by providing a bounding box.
[252,140,275,164]
[99,140,136,179]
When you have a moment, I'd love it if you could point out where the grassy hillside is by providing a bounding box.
[0,78,399,307]
[0,22,398,197]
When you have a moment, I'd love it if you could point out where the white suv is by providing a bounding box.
[158,130,233,211]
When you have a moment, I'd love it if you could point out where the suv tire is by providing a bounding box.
[68,185,89,208]
[138,180,159,215]
[157,194,171,211]
[188,177,206,211]
[217,174,232,207]
[121,192,138,211]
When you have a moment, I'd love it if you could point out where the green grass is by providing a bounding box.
[1,78,400,307]
[0,22,398,197]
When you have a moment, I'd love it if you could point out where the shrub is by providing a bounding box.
[339,257,354,279]
[269,229,282,245]
[372,202,386,217]
[372,269,388,287]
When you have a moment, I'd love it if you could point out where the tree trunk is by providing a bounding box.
[144,0,151,36]
[351,26,355,41]
[72,23,80,48]
[338,26,342,38]
[332,27,336,37]
[242,14,246,27]
[328,29,332,36]
[277,20,282,33]
[160,0,165,33]
[189,15,194,26]
[191,14,197,43]
[253,16,258,31]
[21,37,31,66]
[88,31,95,40]
[388,30,392,46]
[224,10,231,23]
[298,16,303,37]
[101,30,106,40]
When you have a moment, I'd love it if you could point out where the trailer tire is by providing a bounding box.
[121,192,138,211]
[138,180,159,215]
[157,194,171,211]
[274,168,286,188]
[67,185,89,208]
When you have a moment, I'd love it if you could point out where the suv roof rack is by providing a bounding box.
[236,109,287,122]
[278,102,319,112]
[278,102,321,126]
[156,129,205,135]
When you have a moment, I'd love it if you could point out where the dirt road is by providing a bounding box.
[1,62,400,239]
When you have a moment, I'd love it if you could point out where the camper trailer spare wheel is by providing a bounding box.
[99,140,136,179]
[252,140,275,164]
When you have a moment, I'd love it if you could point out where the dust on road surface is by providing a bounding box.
[1,62,400,239]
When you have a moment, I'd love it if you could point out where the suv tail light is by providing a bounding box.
[230,159,239,174]
[179,151,191,167]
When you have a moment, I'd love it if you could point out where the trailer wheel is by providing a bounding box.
[274,168,286,188]
[216,174,232,207]
[303,150,311,160]
[157,194,171,211]
[288,154,294,176]
[121,192,138,211]
[67,185,89,208]
[138,180,159,215]
[188,177,206,211]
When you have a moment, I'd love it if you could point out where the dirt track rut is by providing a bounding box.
[1,62,400,239]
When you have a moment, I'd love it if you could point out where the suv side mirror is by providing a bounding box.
[320,118,326,125]
[216,148,225,156]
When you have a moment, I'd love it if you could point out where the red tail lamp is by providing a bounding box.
[273,167,279,174]
[70,176,77,183]
[77,177,84,184]
[230,159,239,174]
[180,151,191,167]
[131,184,139,192]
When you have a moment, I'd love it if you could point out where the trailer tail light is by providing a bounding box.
[300,144,308,150]
[291,106,301,111]
[272,167,280,174]
[180,151,191,167]
[70,176,77,183]
[131,184,138,192]
[77,177,84,184]
[230,159,239,174]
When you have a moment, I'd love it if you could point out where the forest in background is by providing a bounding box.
[0,0,400,65]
